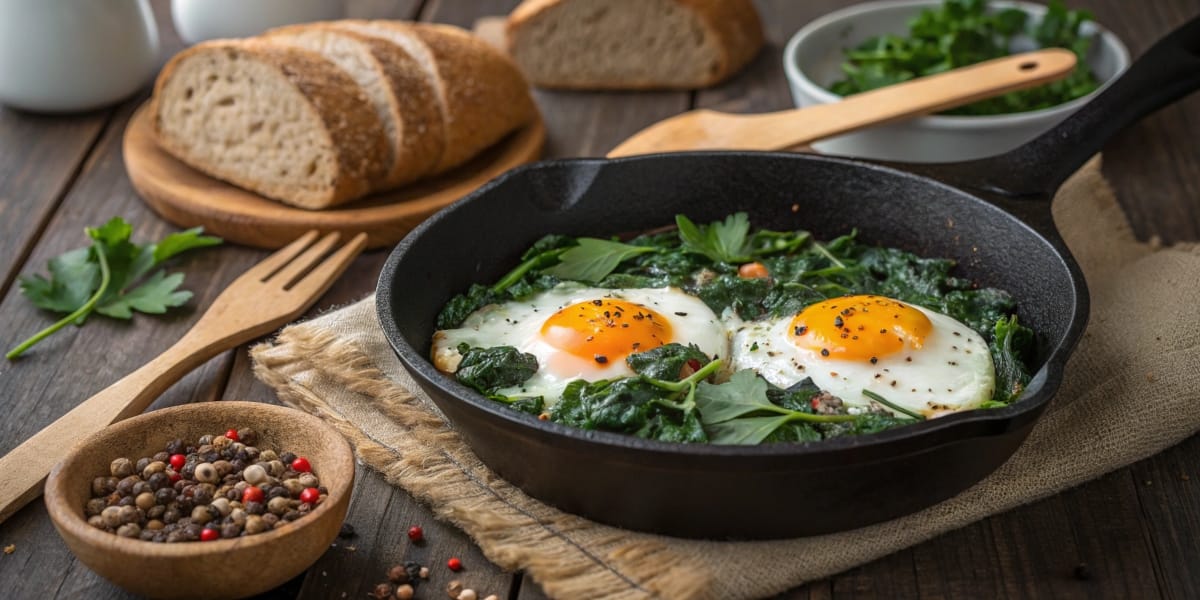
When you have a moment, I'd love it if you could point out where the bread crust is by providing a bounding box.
[505,0,764,90]
[152,39,389,209]
[265,24,446,187]
[367,22,537,175]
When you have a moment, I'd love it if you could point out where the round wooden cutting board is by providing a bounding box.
[123,102,545,249]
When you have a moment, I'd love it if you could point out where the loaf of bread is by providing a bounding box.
[152,22,536,209]
[333,22,538,175]
[505,0,764,90]
[264,24,445,188]
[153,40,390,209]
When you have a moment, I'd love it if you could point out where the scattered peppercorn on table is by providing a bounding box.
[0,1,1198,598]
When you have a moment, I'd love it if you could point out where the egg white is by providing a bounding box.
[727,303,995,418]
[433,284,729,405]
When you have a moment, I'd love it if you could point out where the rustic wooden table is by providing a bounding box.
[1,1,1197,598]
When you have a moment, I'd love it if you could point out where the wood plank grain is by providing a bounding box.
[0,93,265,600]
[1130,435,1200,599]
[0,109,110,297]
[1085,1,1200,244]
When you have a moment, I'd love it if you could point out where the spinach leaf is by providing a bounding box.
[707,415,796,445]
[818,413,918,438]
[544,238,656,282]
[696,274,772,319]
[454,344,538,395]
[625,343,711,381]
[694,370,779,424]
[990,315,1034,402]
[504,396,545,416]
[550,377,708,443]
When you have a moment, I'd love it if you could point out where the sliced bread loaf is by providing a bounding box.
[152,40,389,209]
[263,24,445,188]
[506,0,764,90]
[333,21,537,175]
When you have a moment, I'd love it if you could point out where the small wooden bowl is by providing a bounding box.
[44,401,355,599]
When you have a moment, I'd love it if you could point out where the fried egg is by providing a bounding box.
[433,285,728,404]
[729,294,994,418]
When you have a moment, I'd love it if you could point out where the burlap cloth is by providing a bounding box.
[250,159,1200,600]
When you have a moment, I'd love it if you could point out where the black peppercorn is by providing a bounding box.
[152,451,170,463]
[147,472,170,491]
[245,501,264,515]
[165,439,185,455]
[116,476,138,496]
[135,457,151,474]
[280,451,296,464]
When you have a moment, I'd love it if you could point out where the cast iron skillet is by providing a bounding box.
[378,17,1200,539]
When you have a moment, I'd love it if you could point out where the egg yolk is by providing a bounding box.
[540,298,673,363]
[789,295,931,361]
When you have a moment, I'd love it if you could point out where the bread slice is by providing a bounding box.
[333,21,537,175]
[152,40,389,209]
[263,24,445,187]
[506,0,764,90]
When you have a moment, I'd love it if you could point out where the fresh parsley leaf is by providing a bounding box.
[831,0,1100,116]
[7,218,222,360]
[153,227,223,263]
[18,247,99,313]
[543,238,655,282]
[94,271,192,319]
[676,213,753,263]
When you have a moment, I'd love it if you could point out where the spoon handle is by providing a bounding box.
[609,48,1077,157]
[0,334,216,525]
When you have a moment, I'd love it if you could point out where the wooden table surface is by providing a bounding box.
[1,1,1198,598]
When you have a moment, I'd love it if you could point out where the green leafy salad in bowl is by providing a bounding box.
[432,213,1035,445]
[831,0,1100,115]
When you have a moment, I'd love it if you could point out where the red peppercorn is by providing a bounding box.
[407,526,423,542]
[291,457,312,473]
[224,429,240,442]
[242,485,264,504]
[447,557,463,572]
[200,528,220,541]
[299,487,320,504]
[168,471,181,483]
[168,454,186,470]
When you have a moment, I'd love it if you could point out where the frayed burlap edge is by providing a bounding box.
[251,330,712,600]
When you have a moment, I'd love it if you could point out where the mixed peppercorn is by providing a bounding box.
[84,428,325,542]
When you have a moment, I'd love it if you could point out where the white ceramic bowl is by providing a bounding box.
[783,0,1129,162]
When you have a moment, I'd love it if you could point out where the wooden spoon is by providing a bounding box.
[608,48,1078,158]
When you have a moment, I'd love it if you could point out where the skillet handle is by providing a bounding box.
[919,13,1200,199]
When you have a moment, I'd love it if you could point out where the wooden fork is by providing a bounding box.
[0,230,367,524]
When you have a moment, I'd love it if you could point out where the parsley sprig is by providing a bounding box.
[7,218,222,360]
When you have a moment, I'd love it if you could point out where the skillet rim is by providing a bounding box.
[376,150,1090,460]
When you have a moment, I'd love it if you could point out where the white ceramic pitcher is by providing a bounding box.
[171,0,346,44]
[0,0,160,113]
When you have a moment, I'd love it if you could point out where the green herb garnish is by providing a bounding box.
[544,238,656,282]
[7,218,222,360]
[831,0,1100,115]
